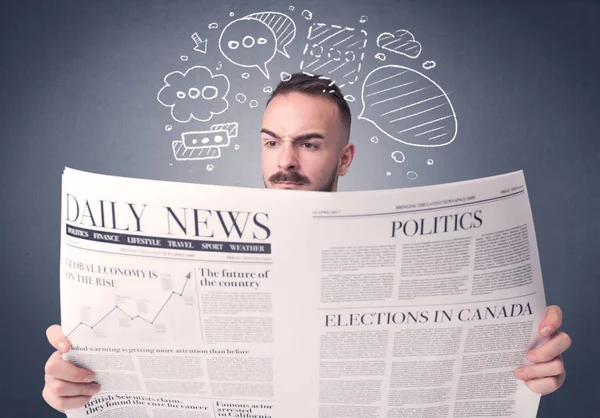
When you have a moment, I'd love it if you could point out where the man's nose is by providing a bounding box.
[278,142,298,170]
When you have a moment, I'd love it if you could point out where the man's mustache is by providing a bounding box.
[269,171,310,184]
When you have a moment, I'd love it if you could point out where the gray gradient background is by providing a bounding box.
[1,0,598,416]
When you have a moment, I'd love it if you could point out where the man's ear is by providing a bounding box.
[337,143,355,176]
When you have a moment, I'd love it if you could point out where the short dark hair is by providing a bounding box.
[266,73,352,142]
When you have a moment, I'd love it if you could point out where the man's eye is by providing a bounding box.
[302,143,318,149]
[264,140,277,147]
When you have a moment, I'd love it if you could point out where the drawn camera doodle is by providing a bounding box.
[172,122,239,161]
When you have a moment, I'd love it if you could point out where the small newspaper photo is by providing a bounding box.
[59,167,547,418]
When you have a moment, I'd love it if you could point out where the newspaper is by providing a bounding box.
[59,167,546,418]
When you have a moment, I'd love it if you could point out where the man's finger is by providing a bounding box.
[46,325,71,354]
[514,356,564,380]
[524,372,566,395]
[527,332,572,363]
[42,387,93,413]
[45,351,96,383]
[539,305,563,337]
[45,376,101,398]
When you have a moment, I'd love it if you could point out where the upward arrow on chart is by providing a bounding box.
[191,32,207,53]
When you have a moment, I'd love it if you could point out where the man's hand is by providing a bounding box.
[514,305,571,395]
[42,325,101,413]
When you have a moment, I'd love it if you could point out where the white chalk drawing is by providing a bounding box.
[407,171,418,180]
[171,122,238,161]
[360,16,368,23]
[344,94,356,102]
[229,12,235,17]
[207,164,214,171]
[242,72,250,79]
[208,23,218,29]
[191,32,208,53]
[219,12,296,79]
[245,12,297,58]
[300,23,367,89]
[423,60,436,70]
[180,55,188,61]
[377,29,422,59]
[358,65,457,148]
[234,144,240,150]
[157,66,230,123]
[249,99,258,108]
[370,136,379,143]
[386,172,391,176]
[289,5,295,11]
[375,52,386,61]
[427,158,434,165]
[263,86,273,93]
[391,151,405,163]
[280,71,292,81]
[235,93,247,103]
[165,125,173,132]
[302,10,313,20]
[216,61,222,70]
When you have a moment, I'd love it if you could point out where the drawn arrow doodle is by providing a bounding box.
[192,32,208,53]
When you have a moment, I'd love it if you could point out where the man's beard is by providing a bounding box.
[264,167,337,192]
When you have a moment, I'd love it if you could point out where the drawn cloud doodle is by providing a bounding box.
[219,11,296,79]
[377,29,422,59]
[359,65,457,147]
[300,23,367,88]
[157,66,230,123]
[172,122,238,161]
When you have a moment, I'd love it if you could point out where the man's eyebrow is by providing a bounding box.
[261,128,325,141]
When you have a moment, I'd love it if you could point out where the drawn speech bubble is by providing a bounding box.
[359,65,457,148]
[219,18,277,79]
[244,12,296,58]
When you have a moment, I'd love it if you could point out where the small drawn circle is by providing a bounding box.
[289,5,295,10]
[188,87,201,99]
[180,55,188,61]
[360,15,368,23]
[242,72,250,79]
[228,40,240,50]
[176,91,186,99]
[302,9,313,20]
[192,139,198,145]
[206,164,214,171]
[242,35,255,48]
[257,37,267,45]
[165,125,173,132]
[249,99,258,108]
[423,60,437,70]
[235,93,247,103]
[427,159,434,165]
[208,22,218,29]
[235,144,240,150]
[216,61,223,70]
[202,86,219,100]
[344,94,356,103]
[229,12,235,17]
[202,137,210,144]
[391,151,405,164]
[407,171,418,180]
[263,86,273,93]
[386,172,391,176]
[280,72,292,81]
[214,135,223,143]
[370,136,379,143]
[375,52,386,61]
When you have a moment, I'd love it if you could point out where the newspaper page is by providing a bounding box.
[278,170,546,418]
[59,167,546,418]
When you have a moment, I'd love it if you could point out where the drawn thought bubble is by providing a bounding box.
[219,18,277,79]
[245,12,296,58]
[359,65,457,148]
[377,29,422,59]
[157,66,230,123]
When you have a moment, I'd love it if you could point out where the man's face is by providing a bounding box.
[261,91,354,192]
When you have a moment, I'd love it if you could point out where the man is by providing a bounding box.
[42,73,572,413]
